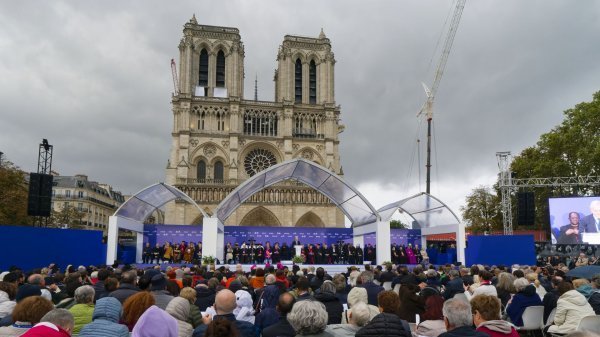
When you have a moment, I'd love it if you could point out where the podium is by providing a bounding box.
[294,245,303,257]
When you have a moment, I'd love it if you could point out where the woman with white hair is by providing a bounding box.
[341,287,379,324]
[506,277,542,326]
[287,300,330,336]
[326,302,371,337]
[68,285,95,335]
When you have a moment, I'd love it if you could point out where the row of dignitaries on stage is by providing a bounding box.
[144,236,384,265]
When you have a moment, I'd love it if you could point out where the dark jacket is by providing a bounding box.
[355,312,411,337]
[589,290,600,314]
[397,285,425,323]
[379,271,395,283]
[255,285,280,333]
[359,282,384,306]
[194,287,215,311]
[314,291,343,324]
[109,283,139,304]
[443,277,464,300]
[93,281,108,302]
[261,316,295,337]
[79,297,129,337]
[192,313,256,337]
[542,288,559,323]
[439,326,489,337]
[506,285,542,326]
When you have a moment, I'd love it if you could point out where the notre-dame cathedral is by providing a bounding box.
[165,15,345,227]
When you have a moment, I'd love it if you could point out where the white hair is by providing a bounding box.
[349,302,370,327]
[74,285,95,304]
[514,277,530,292]
[442,298,473,328]
[287,300,328,334]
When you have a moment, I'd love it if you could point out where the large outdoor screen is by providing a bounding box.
[549,196,600,244]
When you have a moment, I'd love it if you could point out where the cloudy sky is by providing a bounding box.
[1,1,599,221]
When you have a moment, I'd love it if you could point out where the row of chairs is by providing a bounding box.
[518,306,600,336]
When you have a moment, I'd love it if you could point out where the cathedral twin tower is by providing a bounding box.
[165,16,345,227]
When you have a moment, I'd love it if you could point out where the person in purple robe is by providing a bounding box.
[406,243,417,264]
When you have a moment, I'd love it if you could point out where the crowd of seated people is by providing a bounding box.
[0,257,599,337]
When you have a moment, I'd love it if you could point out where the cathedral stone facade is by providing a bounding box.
[165,16,345,227]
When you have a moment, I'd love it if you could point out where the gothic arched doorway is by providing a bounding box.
[295,211,325,227]
[239,206,281,227]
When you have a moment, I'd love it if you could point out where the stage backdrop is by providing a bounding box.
[0,225,106,271]
[143,224,421,248]
[465,235,535,266]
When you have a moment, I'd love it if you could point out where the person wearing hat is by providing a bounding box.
[132,305,178,337]
[150,274,174,310]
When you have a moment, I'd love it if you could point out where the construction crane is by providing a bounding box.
[171,58,179,95]
[418,0,466,194]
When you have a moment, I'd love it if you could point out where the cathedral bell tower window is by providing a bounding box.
[309,60,317,104]
[199,49,209,87]
[294,59,302,103]
[216,50,226,88]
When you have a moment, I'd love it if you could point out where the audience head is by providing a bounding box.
[377,290,400,315]
[470,294,501,326]
[277,292,295,316]
[572,278,589,289]
[15,283,42,302]
[74,285,95,304]
[287,300,328,335]
[496,272,516,293]
[12,296,54,324]
[121,270,137,285]
[332,274,346,293]
[39,309,75,335]
[0,281,16,301]
[347,286,368,308]
[179,287,197,304]
[131,305,178,337]
[442,298,473,330]
[359,271,374,284]
[123,291,156,328]
[592,274,600,289]
[204,319,240,337]
[557,281,574,296]
[513,277,529,292]
[316,267,325,279]
[348,302,370,327]
[265,274,276,285]
[320,280,336,294]
[214,289,237,315]
[296,277,310,293]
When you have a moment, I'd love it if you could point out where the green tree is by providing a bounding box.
[510,91,600,227]
[49,204,86,229]
[461,185,502,233]
[0,159,32,226]
[390,219,409,229]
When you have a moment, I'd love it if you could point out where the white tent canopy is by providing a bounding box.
[107,183,208,264]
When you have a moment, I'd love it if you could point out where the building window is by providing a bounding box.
[243,109,278,137]
[199,111,206,130]
[65,190,71,198]
[217,111,225,131]
[309,60,317,104]
[199,49,209,86]
[214,161,224,182]
[77,203,83,211]
[78,191,83,198]
[293,112,323,138]
[295,59,302,103]
[197,161,206,182]
[216,50,226,88]
[244,148,277,176]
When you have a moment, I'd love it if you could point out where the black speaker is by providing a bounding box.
[517,191,535,225]
[27,173,53,217]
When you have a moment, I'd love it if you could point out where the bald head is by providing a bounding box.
[28,274,45,286]
[215,289,237,314]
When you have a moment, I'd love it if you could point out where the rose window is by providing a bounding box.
[244,149,277,176]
